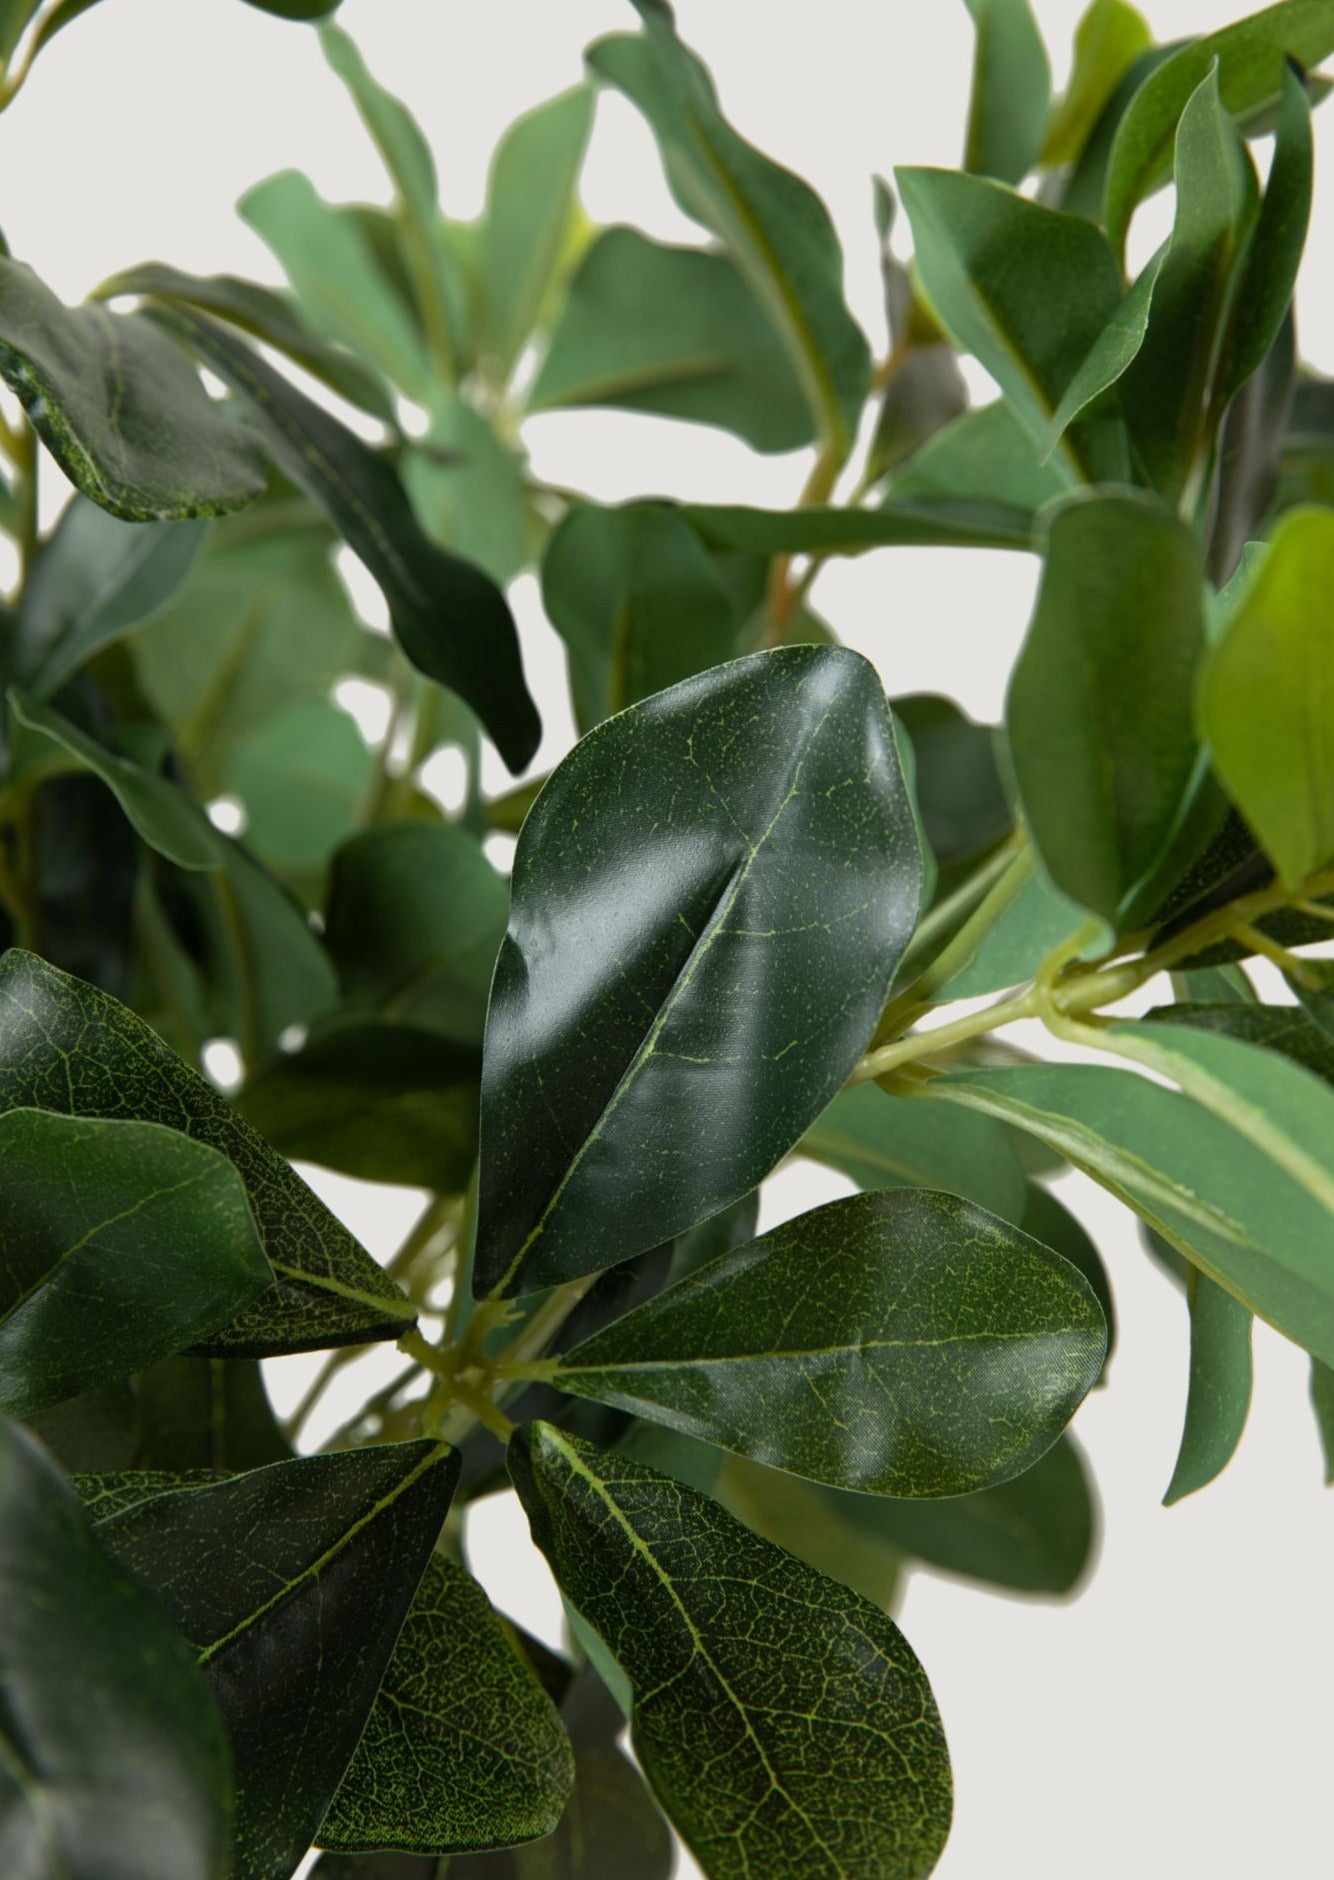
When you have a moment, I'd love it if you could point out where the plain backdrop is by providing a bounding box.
[4,3,1334,1875]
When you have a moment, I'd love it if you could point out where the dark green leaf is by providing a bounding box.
[798,1080,1026,1218]
[1208,312,1297,585]
[447,1744,672,1880]
[0,1419,233,1880]
[1146,997,1334,1082]
[963,0,1051,184]
[510,1422,952,1880]
[0,1107,271,1415]
[475,646,922,1298]
[1042,0,1154,167]
[1164,1266,1254,1504]
[95,1441,459,1880]
[1021,1182,1116,1366]
[317,1553,574,1855]
[1198,505,1334,884]
[888,400,1068,516]
[0,950,412,1354]
[1220,64,1313,406]
[71,1467,224,1522]
[682,494,1035,556]
[529,226,815,454]
[588,8,871,453]
[1102,0,1334,255]
[0,256,266,521]
[15,495,205,700]
[239,0,343,16]
[225,698,373,873]
[1007,492,1206,925]
[1309,1358,1334,1481]
[479,85,594,378]
[1037,249,1161,459]
[551,1188,1105,1496]
[0,1,41,61]
[325,821,508,1045]
[893,693,1011,875]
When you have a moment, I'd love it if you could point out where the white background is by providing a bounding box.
[4,3,1334,1875]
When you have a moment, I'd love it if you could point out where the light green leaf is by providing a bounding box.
[929,858,1088,1002]
[510,1422,953,1880]
[798,1080,1026,1219]
[225,698,373,872]
[475,647,923,1298]
[1197,505,1334,884]
[550,1188,1105,1497]
[963,0,1051,184]
[0,256,266,522]
[317,1553,574,1856]
[402,394,528,587]
[589,8,871,453]
[529,226,815,454]
[0,1419,233,1880]
[1164,1266,1254,1504]
[1042,0,1154,167]
[0,950,412,1355]
[889,399,1068,514]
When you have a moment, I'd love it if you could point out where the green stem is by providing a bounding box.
[851,985,1041,1086]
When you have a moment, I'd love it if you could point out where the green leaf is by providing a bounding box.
[317,1553,574,1855]
[1309,1357,1334,1481]
[1220,63,1313,407]
[156,309,541,772]
[103,261,396,421]
[479,85,594,378]
[475,646,922,1299]
[35,1352,289,1477]
[0,950,413,1354]
[1208,313,1297,585]
[1042,0,1154,167]
[237,1020,480,1190]
[529,226,815,454]
[240,171,433,400]
[682,494,1036,556]
[8,691,222,871]
[0,1418,233,1880]
[1021,1182,1116,1366]
[963,0,1052,184]
[588,9,871,453]
[926,1023,1334,1365]
[0,1107,271,1416]
[325,821,508,1045]
[402,394,529,588]
[1102,0,1334,255]
[510,1422,952,1880]
[798,1080,1026,1219]
[895,167,1122,478]
[893,692,1012,877]
[240,0,343,16]
[1197,505,1334,884]
[1007,492,1207,925]
[225,698,373,872]
[0,1,41,61]
[1164,1265,1254,1504]
[866,183,969,485]
[94,1442,458,1880]
[0,256,266,522]
[887,399,1068,518]
[1037,249,1162,460]
[1147,996,1334,1082]
[929,857,1088,1002]
[550,1188,1105,1497]
[15,495,205,700]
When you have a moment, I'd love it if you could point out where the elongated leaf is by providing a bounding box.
[1165,1266,1254,1503]
[887,399,1067,517]
[1007,492,1206,924]
[0,1108,271,1416]
[1022,1182,1116,1364]
[895,167,1122,477]
[475,647,922,1298]
[511,1423,952,1880]
[0,1,41,60]
[1310,1358,1334,1481]
[318,1553,573,1855]
[156,309,540,771]
[95,1442,458,1880]
[1038,249,1162,458]
[798,1080,1026,1218]
[930,861,1088,1001]
[1103,0,1334,254]
[529,226,814,454]
[16,495,205,699]
[1221,63,1313,406]
[0,950,412,1354]
[589,8,870,452]
[402,395,528,588]
[867,182,969,485]
[1198,505,1334,884]
[551,1188,1105,1496]
[0,257,266,521]
[1209,312,1297,585]
[241,0,342,15]
[682,495,1035,555]
[1042,0,1154,167]
[963,0,1051,184]
[1147,997,1334,1082]
[0,1419,233,1880]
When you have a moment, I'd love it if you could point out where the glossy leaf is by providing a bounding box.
[510,1422,953,1880]
[1102,0,1334,254]
[15,495,205,700]
[0,256,266,521]
[475,646,922,1299]
[963,0,1051,184]
[798,1080,1026,1219]
[0,1419,233,1880]
[1164,1266,1254,1504]
[0,950,412,1354]
[318,1553,574,1855]
[551,1188,1105,1496]
[1008,493,1207,924]
[1198,505,1334,884]
[95,1441,459,1880]
[588,7,871,452]
[0,1107,271,1416]
[156,308,541,772]
[1042,0,1153,167]
[529,225,815,454]
[35,1352,290,1477]
[1021,1182,1116,1366]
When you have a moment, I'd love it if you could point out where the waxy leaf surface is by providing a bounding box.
[475,647,922,1298]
